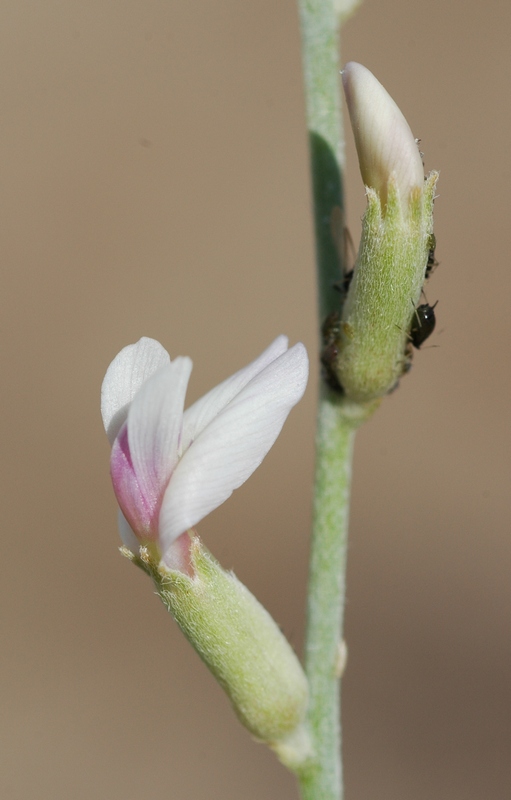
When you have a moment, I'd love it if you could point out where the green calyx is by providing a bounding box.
[333,171,438,403]
[126,537,312,770]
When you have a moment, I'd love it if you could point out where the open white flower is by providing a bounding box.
[101,336,308,565]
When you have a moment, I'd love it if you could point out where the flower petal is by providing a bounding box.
[127,357,192,520]
[158,343,308,550]
[180,336,289,453]
[111,424,155,536]
[342,62,424,207]
[101,338,171,445]
[117,508,141,553]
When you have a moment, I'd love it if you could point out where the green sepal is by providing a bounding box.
[335,171,438,403]
[124,537,312,769]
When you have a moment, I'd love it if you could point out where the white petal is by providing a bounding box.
[181,336,289,453]
[159,343,308,549]
[117,508,141,553]
[101,338,171,445]
[127,357,192,511]
[342,62,424,206]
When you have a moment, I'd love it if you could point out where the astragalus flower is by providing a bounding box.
[101,336,311,758]
[101,335,308,567]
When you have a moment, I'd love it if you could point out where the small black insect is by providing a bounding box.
[409,301,438,349]
[330,218,356,300]
[425,233,438,279]
[333,269,354,296]
[415,137,425,168]
[320,311,344,394]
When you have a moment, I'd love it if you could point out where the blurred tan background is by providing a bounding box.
[1,1,510,798]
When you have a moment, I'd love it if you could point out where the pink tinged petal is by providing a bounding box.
[111,424,155,536]
[180,335,289,453]
[124,357,193,534]
[161,531,195,576]
[101,338,171,445]
[158,343,309,551]
[342,62,424,206]
[117,508,141,553]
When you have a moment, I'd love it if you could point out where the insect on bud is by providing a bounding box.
[330,63,439,403]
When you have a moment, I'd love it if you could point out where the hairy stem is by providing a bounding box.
[296,1,370,798]
[298,399,357,800]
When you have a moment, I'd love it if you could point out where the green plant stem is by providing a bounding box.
[296,2,373,798]
[297,0,345,324]
[298,398,356,800]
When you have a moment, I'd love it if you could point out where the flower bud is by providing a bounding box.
[342,61,424,210]
[130,534,311,769]
[331,63,438,403]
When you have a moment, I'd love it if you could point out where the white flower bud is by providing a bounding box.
[328,62,439,403]
[342,62,424,210]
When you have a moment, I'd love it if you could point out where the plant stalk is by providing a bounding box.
[296,2,370,797]
[298,398,357,800]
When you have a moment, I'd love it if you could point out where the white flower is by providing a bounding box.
[342,61,424,208]
[101,336,308,566]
